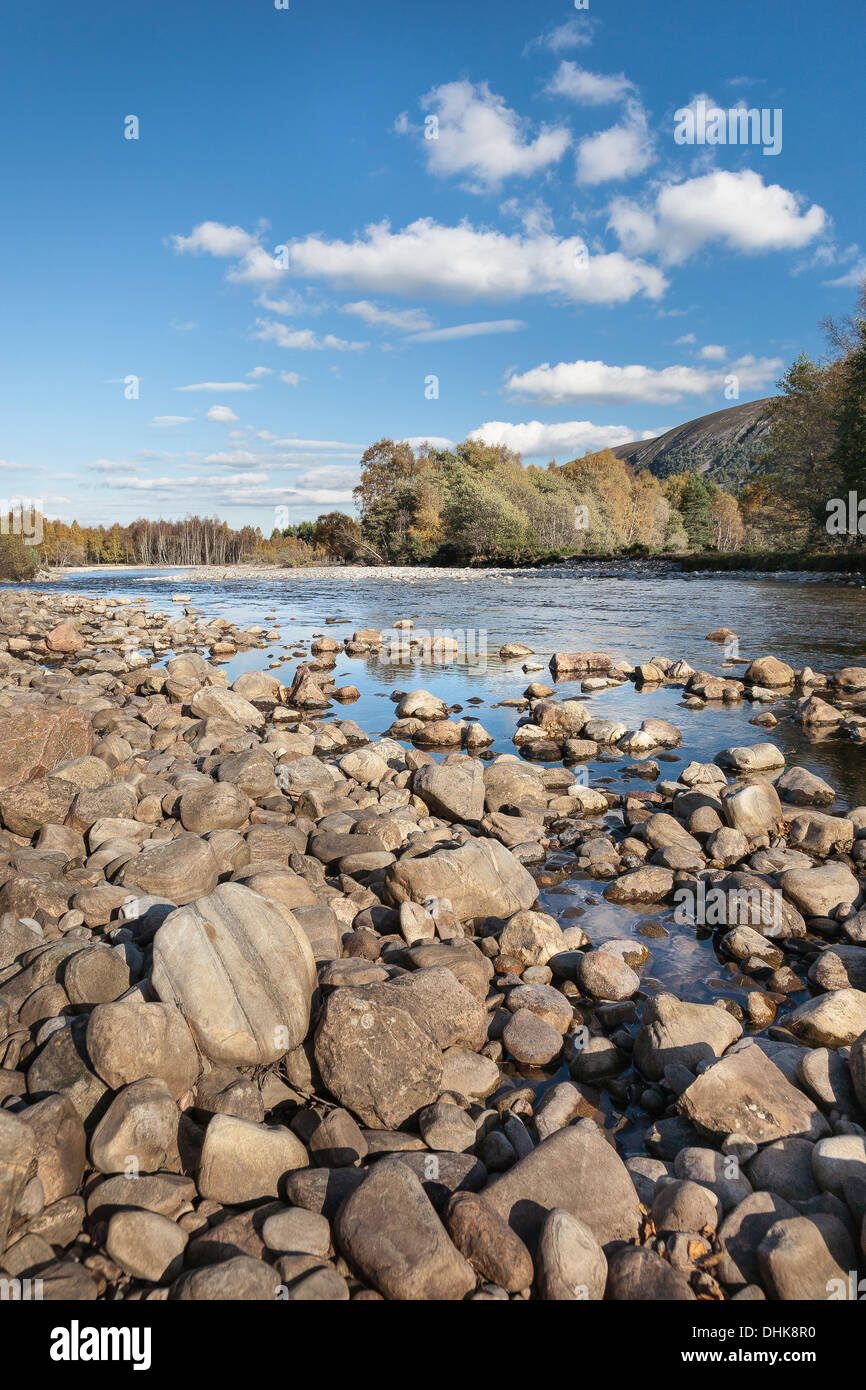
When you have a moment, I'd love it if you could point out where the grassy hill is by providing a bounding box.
[611,397,774,489]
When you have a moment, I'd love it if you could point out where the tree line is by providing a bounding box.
[2,281,863,579]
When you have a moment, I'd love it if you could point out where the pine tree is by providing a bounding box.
[679,473,715,550]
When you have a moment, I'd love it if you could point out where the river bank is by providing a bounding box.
[0,582,864,1302]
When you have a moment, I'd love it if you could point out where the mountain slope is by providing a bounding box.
[611,397,774,489]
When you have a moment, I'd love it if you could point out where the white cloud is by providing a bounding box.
[547,62,634,105]
[674,333,697,345]
[279,371,303,387]
[504,354,782,405]
[89,459,143,474]
[610,169,828,264]
[526,18,593,54]
[405,81,571,192]
[269,437,365,451]
[254,319,368,351]
[206,405,239,424]
[576,100,653,184]
[824,258,866,288]
[699,343,727,361]
[0,459,30,472]
[176,381,259,392]
[288,217,666,304]
[400,436,455,450]
[340,300,433,331]
[150,415,192,426]
[468,419,640,458]
[170,221,285,286]
[404,319,526,343]
[246,366,272,379]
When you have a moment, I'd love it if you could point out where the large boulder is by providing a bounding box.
[0,706,93,790]
[778,863,861,919]
[677,1044,830,1143]
[119,833,220,906]
[189,687,264,730]
[384,837,537,922]
[720,780,782,837]
[743,656,795,688]
[86,1002,201,1098]
[314,988,443,1129]
[634,993,742,1081]
[0,1109,36,1251]
[411,760,484,823]
[151,883,315,1066]
[197,1114,308,1203]
[481,1120,641,1251]
[335,1159,476,1300]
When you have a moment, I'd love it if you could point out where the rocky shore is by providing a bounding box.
[0,586,865,1303]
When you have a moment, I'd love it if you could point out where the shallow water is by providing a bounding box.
[24,564,866,1139]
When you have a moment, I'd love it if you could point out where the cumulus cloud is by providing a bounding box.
[504,354,782,405]
[699,343,727,361]
[547,63,634,105]
[279,371,303,386]
[245,366,272,379]
[468,419,640,458]
[170,221,284,286]
[401,81,571,192]
[576,100,654,184]
[288,217,666,304]
[150,415,192,426]
[206,405,239,424]
[609,169,828,263]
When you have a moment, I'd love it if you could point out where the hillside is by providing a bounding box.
[611,396,774,489]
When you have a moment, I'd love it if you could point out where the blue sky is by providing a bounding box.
[2,0,864,532]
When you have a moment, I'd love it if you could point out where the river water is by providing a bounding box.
[25,563,866,1127]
